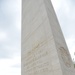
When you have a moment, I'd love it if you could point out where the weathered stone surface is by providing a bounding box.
[22,0,75,75]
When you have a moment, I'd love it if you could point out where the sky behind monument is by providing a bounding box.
[0,0,75,75]
[52,0,75,61]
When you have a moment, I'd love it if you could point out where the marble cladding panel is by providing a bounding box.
[22,0,75,75]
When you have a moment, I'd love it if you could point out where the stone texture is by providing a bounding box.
[22,0,75,75]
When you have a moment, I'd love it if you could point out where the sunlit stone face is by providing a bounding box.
[22,0,75,75]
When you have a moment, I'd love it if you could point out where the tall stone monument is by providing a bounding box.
[22,0,75,75]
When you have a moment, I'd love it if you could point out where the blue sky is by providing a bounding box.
[0,0,75,75]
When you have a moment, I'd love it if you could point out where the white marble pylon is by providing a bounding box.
[22,0,75,75]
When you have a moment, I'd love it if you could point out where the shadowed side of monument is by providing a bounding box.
[22,0,75,75]
[43,0,75,75]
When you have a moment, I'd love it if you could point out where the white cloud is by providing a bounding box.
[15,14,21,31]
[0,0,21,75]
[0,30,8,42]
[1,0,21,14]
[0,56,21,75]
[51,0,62,11]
